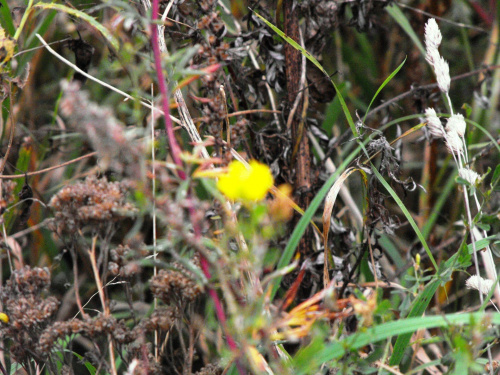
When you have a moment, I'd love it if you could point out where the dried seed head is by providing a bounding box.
[194,364,223,375]
[459,168,480,185]
[425,45,440,67]
[424,18,442,51]
[466,275,494,295]
[141,307,178,331]
[48,176,136,233]
[434,55,450,93]
[445,113,466,137]
[445,130,463,154]
[150,257,203,306]
[424,108,445,138]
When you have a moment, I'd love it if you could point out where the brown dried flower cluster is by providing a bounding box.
[0,180,17,214]
[0,267,59,363]
[194,363,223,375]
[140,306,179,332]
[108,244,142,278]
[37,306,179,372]
[194,0,229,67]
[48,176,137,233]
[229,117,249,149]
[38,314,137,354]
[150,256,204,306]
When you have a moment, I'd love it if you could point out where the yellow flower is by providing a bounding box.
[0,28,15,67]
[0,312,9,324]
[217,160,273,202]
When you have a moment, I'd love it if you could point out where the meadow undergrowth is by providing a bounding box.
[0,0,499,374]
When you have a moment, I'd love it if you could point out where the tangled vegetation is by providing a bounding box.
[0,0,499,374]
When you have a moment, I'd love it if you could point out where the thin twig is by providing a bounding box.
[35,34,182,125]
[365,65,500,119]
[88,236,117,375]
[13,38,71,58]
[150,85,159,360]
[398,3,490,34]
[0,152,97,179]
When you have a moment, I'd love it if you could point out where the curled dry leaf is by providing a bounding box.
[322,167,366,286]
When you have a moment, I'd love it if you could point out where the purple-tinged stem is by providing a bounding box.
[150,0,186,180]
[150,1,242,370]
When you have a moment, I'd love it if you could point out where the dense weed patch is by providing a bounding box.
[0,0,499,374]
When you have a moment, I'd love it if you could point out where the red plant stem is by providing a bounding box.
[150,0,186,180]
[150,0,241,367]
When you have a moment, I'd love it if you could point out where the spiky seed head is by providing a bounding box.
[446,113,466,137]
[434,56,451,93]
[466,275,494,295]
[459,168,480,185]
[425,18,442,51]
[425,108,445,138]
[445,130,463,154]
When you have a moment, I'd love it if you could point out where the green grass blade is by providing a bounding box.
[364,58,406,121]
[378,234,405,269]
[465,118,500,154]
[16,10,57,75]
[251,10,357,136]
[388,279,440,366]
[370,164,438,270]
[386,4,425,56]
[270,139,369,300]
[297,310,500,374]
[251,10,328,77]
[34,3,119,50]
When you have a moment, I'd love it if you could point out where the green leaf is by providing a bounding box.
[72,352,97,375]
[386,4,425,56]
[16,10,57,75]
[0,0,15,35]
[364,58,406,122]
[389,279,441,366]
[299,312,500,375]
[467,236,497,254]
[251,10,328,77]
[33,3,119,50]
[491,164,500,190]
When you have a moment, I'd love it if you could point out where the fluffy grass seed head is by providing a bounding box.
[425,47,440,68]
[466,275,494,296]
[425,107,445,138]
[217,160,274,202]
[459,168,480,186]
[446,113,466,137]
[434,55,451,93]
[425,18,442,51]
[445,130,463,154]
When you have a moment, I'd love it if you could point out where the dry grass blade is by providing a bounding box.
[322,167,360,286]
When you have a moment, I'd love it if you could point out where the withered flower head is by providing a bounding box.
[48,176,137,233]
[150,256,203,306]
[0,267,60,362]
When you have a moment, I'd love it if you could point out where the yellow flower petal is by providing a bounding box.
[0,28,15,66]
[217,160,273,202]
[0,312,9,324]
